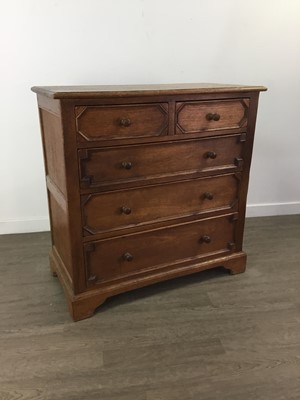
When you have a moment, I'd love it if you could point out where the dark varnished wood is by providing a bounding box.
[48,193,73,282]
[31,83,267,99]
[76,103,168,142]
[32,83,266,320]
[78,134,245,191]
[81,173,239,236]
[176,98,248,134]
[39,109,67,196]
[84,213,238,287]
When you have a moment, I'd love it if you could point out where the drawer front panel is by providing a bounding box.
[79,134,245,190]
[76,103,168,141]
[84,213,237,286]
[176,99,249,134]
[82,173,239,235]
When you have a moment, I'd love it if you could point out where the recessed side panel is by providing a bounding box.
[39,108,67,196]
[48,191,73,284]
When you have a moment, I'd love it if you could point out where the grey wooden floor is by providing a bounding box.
[0,215,300,400]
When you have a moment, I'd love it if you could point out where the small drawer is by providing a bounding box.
[81,173,240,235]
[75,103,168,142]
[176,99,249,135]
[84,213,237,286]
[78,134,245,190]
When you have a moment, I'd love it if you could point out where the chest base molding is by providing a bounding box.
[50,246,246,321]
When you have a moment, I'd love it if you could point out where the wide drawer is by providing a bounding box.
[78,134,245,190]
[82,173,239,235]
[84,213,237,286]
[176,99,249,135]
[75,103,168,142]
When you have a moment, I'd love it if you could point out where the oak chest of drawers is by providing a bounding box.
[32,83,266,321]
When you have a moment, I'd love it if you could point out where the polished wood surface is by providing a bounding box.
[39,109,67,195]
[76,103,168,141]
[84,213,237,286]
[32,83,266,320]
[31,82,267,99]
[78,134,244,191]
[176,98,248,134]
[1,215,299,399]
[82,173,239,235]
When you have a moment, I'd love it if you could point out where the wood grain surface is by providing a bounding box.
[31,83,267,99]
[82,173,239,235]
[78,134,244,191]
[0,215,299,399]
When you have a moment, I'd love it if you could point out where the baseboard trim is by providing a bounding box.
[246,201,300,217]
[0,202,299,234]
[0,216,50,235]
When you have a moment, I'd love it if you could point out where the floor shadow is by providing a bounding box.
[95,266,229,314]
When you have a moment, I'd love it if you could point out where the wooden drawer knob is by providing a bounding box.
[123,252,133,262]
[206,113,221,121]
[120,118,131,127]
[228,242,236,250]
[200,235,211,244]
[204,192,214,200]
[121,161,132,170]
[121,206,132,215]
[205,151,217,159]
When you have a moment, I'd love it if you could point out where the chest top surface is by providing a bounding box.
[31,83,267,99]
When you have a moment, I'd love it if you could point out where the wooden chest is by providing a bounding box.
[32,83,266,321]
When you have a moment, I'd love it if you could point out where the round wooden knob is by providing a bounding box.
[205,151,217,159]
[206,113,220,121]
[204,192,214,200]
[123,252,133,262]
[120,118,131,127]
[228,242,236,250]
[121,206,132,215]
[121,161,132,170]
[200,235,211,244]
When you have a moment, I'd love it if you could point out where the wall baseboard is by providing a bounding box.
[0,202,299,234]
[0,217,50,235]
[246,201,300,218]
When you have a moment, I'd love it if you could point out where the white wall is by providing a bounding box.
[0,0,300,234]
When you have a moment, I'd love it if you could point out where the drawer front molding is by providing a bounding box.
[176,99,249,135]
[78,134,245,190]
[76,103,168,142]
[81,173,241,236]
[84,213,238,287]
